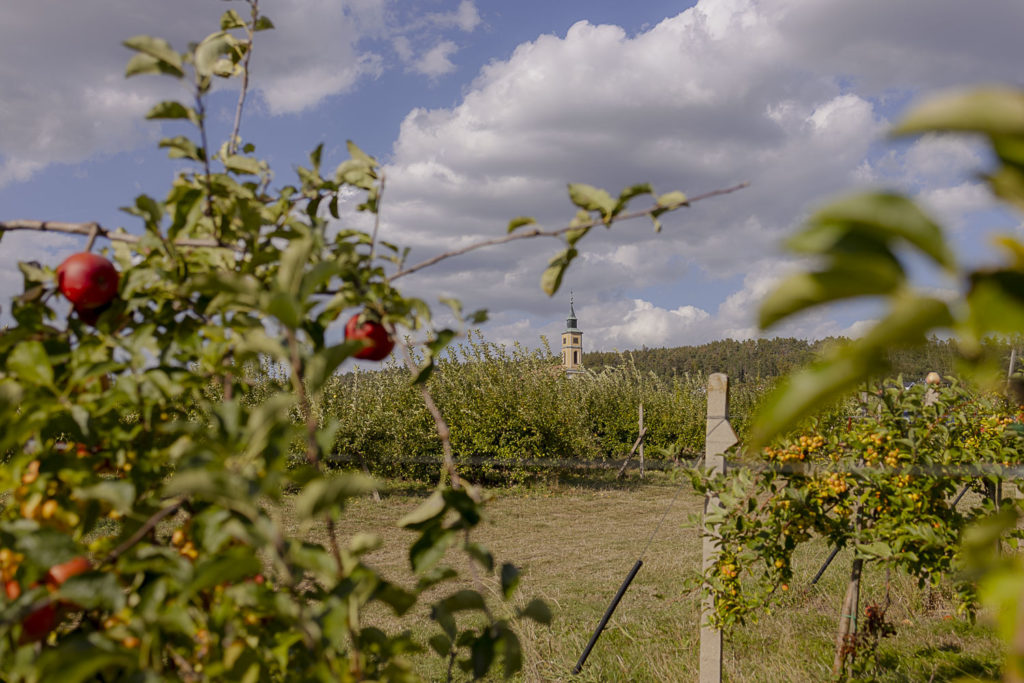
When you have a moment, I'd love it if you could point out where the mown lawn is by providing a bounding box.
[285,473,1004,682]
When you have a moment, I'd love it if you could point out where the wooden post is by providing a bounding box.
[639,403,645,479]
[833,557,864,676]
[700,373,738,683]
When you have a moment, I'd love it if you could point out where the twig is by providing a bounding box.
[396,337,462,487]
[227,0,258,156]
[388,181,749,282]
[284,327,321,469]
[105,498,184,564]
[0,220,240,251]
[168,647,202,683]
[369,173,385,261]
[84,224,100,253]
[194,92,216,219]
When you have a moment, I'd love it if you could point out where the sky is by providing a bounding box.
[2,0,1023,353]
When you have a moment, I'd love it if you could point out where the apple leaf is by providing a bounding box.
[519,598,552,624]
[567,183,615,220]
[893,87,1024,138]
[500,563,520,599]
[540,247,577,296]
[146,101,199,126]
[220,9,246,30]
[507,216,536,233]
[7,341,54,388]
[123,35,184,77]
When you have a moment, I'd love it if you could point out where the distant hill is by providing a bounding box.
[582,336,1001,382]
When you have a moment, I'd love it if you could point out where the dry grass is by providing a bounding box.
[281,474,1004,682]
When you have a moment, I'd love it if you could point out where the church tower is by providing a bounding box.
[561,293,583,374]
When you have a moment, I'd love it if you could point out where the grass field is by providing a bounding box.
[291,473,1005,682]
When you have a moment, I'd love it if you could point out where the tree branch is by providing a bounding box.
[369,173,385,261]
[227,0,258,156]
[395,337,462,487]
[388,181,749,282]
[105,498,184,564]
[0,220,241,251]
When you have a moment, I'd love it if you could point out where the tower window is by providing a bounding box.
[574,351,579,365]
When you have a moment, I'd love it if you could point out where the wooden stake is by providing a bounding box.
[615,426,648,478]
[833,557,864,676]
[639,403,645,479]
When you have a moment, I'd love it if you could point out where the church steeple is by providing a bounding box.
[566,293,579,331]
[561,292,583,373]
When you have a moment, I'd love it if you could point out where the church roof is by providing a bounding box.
[565,294,581,333]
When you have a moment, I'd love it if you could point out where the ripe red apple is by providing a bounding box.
[345,313,394,361]
[45,556,90,588]
[4,579,59,643]
[73,301,112,326]
[56,253,119,310]
[20,601,57,643]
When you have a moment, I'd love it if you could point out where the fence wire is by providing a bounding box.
[324,452,1024,480]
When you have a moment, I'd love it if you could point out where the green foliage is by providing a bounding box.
[751,86,1024,448]
[737,84,1024,677]
[0,7,551,680]
[1,5,718,679]
[694,380,1024,677]
[310,335,774,483]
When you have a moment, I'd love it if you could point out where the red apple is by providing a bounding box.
[73,300,112,326]
[45,557,90,588]
[20,601,57,643]
[4,580,59,643]
[56,253,119,310]
[345,313,394,361]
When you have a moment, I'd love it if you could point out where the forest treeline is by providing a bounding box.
[582,336,1018,382]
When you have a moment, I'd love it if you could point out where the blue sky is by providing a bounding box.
[2,0,1023,352]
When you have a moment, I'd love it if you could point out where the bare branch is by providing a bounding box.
[0,220,241,251]
[388,181,749,282]
[84,223,100,253]
[195,92,216,220]
[228,0,258,156]
[369,173,385,261]
[395,337,462,487]
[105,498,184,564]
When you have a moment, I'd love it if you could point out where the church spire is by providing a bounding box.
[561,292,583,373]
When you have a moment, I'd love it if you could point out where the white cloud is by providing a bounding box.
[903,134,986,187]
[917,182,991,229]
[372,0,1023,349]
[413,41,459,79]
[392,36,414,62]
[426,1,481,33]
[4,0,1023,347]
[0,0,446,185]
[592,299,712,349]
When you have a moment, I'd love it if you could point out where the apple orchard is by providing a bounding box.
[5,3,1024,682]
[0,5,718,681]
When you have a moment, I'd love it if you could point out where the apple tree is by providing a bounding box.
[696,86,1024,678]
[0,4,730,680]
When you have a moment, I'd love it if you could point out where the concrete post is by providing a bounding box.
[700,373,738,683]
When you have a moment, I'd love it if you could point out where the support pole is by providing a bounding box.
[571,559,644,675]
[700,373,737,683]
[639,403,645,479]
